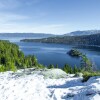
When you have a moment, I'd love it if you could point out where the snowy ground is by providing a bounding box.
[0,68,100,100]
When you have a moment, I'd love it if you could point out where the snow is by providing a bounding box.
[0,68,100,100]
[40,69,68,79]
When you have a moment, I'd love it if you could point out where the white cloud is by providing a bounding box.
[2,21,98,34]
[31,24,66,34]
[0,22,69,34]
[0,12,30,24]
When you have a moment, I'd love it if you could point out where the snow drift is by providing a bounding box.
[0,68,100,100]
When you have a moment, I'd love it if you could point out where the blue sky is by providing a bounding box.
[0,0,100,34]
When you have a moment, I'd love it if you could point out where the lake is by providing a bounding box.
[14,42,100,69]
[0,35,100,69]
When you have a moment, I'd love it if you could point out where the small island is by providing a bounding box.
[67,49,82,57]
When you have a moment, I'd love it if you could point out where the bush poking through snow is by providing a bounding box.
[82,71,100,82]
[74,73,83,77]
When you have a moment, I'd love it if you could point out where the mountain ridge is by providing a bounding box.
[64,30,100,36]
[21,33,100,46]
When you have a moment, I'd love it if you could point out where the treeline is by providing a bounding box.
[0,40,94,73]
[47,54,100,82]
[47,53,93,74]
[21,33,100,46]
[0,40,42,72]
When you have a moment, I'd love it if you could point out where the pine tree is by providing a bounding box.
[73,65,78,74]
[48,64,54,69]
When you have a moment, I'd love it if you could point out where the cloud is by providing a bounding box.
[0,22,68,34]
[30,24,69,34]
[0,12,30,24]
[0,0,73,34]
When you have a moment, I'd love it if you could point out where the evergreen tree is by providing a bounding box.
[73,65,78,74]
[48,64,54,69]
[63,64,73,74]
[0,40,40,72]
[55,64,58,68]
[80,55,92,71]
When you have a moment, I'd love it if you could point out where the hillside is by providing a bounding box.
[0,33,54,37]
[64,30,100,36]
[0,40,39,72]
[0,68,100,100]
[21,33,100,46]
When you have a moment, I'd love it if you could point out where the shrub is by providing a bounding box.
[82,71,100,82]
[38,64,45,69]
[0,65,5,72]
[74,73,83,77]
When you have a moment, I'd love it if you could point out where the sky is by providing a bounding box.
[0,0,100,34]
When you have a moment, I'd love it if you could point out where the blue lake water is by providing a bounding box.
[0,35,100,69]
[14,42,100,69]
[15,42,80,68]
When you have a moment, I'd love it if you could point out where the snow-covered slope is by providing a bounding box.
[0,68,100,100]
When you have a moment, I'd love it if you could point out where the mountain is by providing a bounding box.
[21,33,100,46]
[0,33,54,37]
[64,30,100,36]
[0,33,55,42]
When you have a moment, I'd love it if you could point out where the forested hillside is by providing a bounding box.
[21,33,100,46]
[0,40,38,72]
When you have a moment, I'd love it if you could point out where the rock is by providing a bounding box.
[40,69,68,79]
[74,73,83,77]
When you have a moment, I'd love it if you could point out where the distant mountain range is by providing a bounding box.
[0,33,54,37]
[1,31,100,46]
[0,30,100,37]
[64,30,100,36]
[21,33,100,46]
